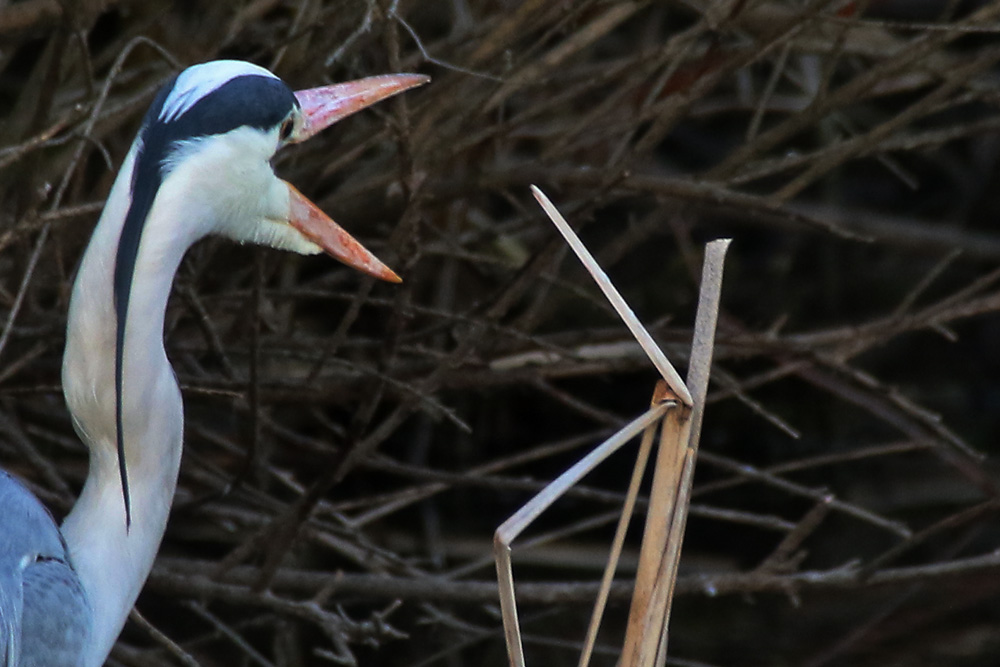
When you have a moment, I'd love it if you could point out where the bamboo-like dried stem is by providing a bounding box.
[578,382,671,667]
[624,239,731,666]
[621,405,692,667]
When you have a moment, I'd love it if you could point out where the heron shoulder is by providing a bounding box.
[0,472,65,561]
[0,472,90,667]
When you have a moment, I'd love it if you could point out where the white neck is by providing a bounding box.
[60,143,204,667]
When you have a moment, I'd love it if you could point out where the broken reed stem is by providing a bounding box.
[622,403,692,667]
[622,239,732,667]
[503,189,730,667]
[531,185,693,406]
[495,404,672,667]
[579,382,673,667]
[495,532,522,667]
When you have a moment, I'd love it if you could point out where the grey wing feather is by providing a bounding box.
[0,472,90,667]
[0,556,22,667]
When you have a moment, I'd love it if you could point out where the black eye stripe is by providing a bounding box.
[280,118,293,141]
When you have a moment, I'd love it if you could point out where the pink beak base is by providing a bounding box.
[287,183,401,283]
[293,73,430,142]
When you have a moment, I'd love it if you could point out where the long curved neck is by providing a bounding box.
[61,144,199,667]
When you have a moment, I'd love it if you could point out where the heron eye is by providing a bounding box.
[279,118,294,142]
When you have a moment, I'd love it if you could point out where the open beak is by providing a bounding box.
[286,73,429,282]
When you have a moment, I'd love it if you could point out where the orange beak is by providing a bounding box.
[286,183,402,282]
[286,73,429,282]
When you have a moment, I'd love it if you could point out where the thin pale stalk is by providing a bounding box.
[495,404,669,545]
[531,185,693,406]
[494,541,524,667]
[685,239,732,450]
[653,449,697,665]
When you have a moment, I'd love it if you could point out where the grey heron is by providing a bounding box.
[0,60,427,667]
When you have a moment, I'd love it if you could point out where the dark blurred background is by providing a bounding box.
[3,0,1000,665]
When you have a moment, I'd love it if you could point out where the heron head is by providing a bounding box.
[137,60,428,282]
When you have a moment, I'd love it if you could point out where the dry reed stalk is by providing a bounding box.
[496,188,729,666]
